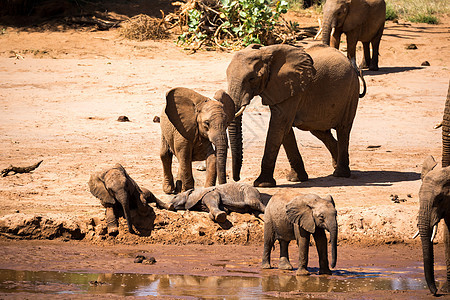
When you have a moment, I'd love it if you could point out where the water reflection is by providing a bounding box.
[0,268,427,298]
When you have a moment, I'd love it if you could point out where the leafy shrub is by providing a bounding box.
[385,3,398,20]
[177,0,289,49]
[408,13,439,24]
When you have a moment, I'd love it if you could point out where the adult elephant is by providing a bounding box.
[227,44,365,187]
[418,84,450,295]
[321,0,386,71]
[160,88,234,194]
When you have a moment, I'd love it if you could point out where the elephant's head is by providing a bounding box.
[418,155,450,295]
[226,44,315,181]
[165,87,235,184]
[322,0,351,45]
[285,194,338,268]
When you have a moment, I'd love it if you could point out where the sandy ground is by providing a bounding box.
[0,9,449,298]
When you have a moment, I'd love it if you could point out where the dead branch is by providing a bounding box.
[1,160,43,177]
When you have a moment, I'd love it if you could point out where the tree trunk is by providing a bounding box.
[228,116,243,182]
[442,83,450,168]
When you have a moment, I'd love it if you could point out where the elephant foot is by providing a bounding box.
[261,261,272,269]
[278,257,293,270]
[254,175,276,187]
[209,210,227,223]
[296,268,310,276]
[333,167,351,178]
[369,65,379,71]
[319,268,332,275]
[163,182,175,194]
[286,169,308,182]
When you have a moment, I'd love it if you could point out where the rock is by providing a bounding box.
[134,255,145,263]
[143,257,156,264]
[406,44,417,50]
[153,116,160,123]
[421,61,430,66]
[117,115,130,122]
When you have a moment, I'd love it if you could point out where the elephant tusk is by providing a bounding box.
[434,122,442,129]
[431,224,438,242]
[330,27,336,38]
[412,230,419,239]
[235,105,247,118]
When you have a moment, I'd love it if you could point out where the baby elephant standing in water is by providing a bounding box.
[169,182,266,222]
[262,190,338,275]
[89,164,163,236]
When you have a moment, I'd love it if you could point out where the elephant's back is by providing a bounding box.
[294,45,359,131]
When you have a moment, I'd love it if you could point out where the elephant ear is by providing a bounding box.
[213,89,235,126]
[88,170,115,207]
[324,194,336,207]
[421,155,437,180]
[286,196,315,234]
[261,45,316,106]
[165,87,209,141]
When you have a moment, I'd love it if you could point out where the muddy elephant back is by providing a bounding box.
[88,173,115,207]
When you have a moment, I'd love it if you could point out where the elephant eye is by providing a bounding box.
[204,120,210,128]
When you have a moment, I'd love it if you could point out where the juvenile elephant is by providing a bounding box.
[88,164,155,236]
[419,155,450,295]
[227,44,365,187]
[169,182,266,223]
[160,87,235,194]
[262,190,338,275]
[322,0,386,71]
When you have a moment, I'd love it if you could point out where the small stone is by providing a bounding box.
[134,255,145,263]
[407,194,412,198]
[117,115,130,122]
[421,61,430,66]
[153,116,160,123]
[406,44,417,50]
[143,257,156,264]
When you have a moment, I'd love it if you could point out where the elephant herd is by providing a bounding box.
[88,0,449,294]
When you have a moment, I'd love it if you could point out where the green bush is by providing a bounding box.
[178,0,289,49]
[408,13,439,24]
[385,3,398,20]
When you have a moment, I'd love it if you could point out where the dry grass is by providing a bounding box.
[386,0,449,23]
[118,14,170,41]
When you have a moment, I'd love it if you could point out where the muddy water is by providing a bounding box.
[0,267,426,298]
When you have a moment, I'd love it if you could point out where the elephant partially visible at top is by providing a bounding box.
[322,0,386,71]
[227,44,365,188]
[160,87,235,194]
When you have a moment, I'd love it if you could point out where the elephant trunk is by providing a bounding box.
[322,14,334,46]
[442,83,450,168]
[213,133,228,185]
[328,219,338,269]
[228,115,243,182]
[418,191,438,295]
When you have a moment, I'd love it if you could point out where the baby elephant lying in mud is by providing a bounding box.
[169,182,266,223]
[262,190,338,275]
[89,164,166,236]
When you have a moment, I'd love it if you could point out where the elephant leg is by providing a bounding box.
[255,103,297,187]
[279,239,293,270]
[333,125,351,178]
[296,226,311,276]
[160,138,175,194]
[346,32,359,70]
[311,130,338,169]
[313,228,332,275]
[105,205,119,236]
[283,128,309,182]
[243,187,266,214]
[175,147,194,193]
[114,189,135,234]
[262,221,275,269]
[369,26,384,71]
[360,42,371,70]
[204,152,217,187]
[202,191,227,223]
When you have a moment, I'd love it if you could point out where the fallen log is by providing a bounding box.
[1,160,43,177]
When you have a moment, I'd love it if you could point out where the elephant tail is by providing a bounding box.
[358,69,367,98]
